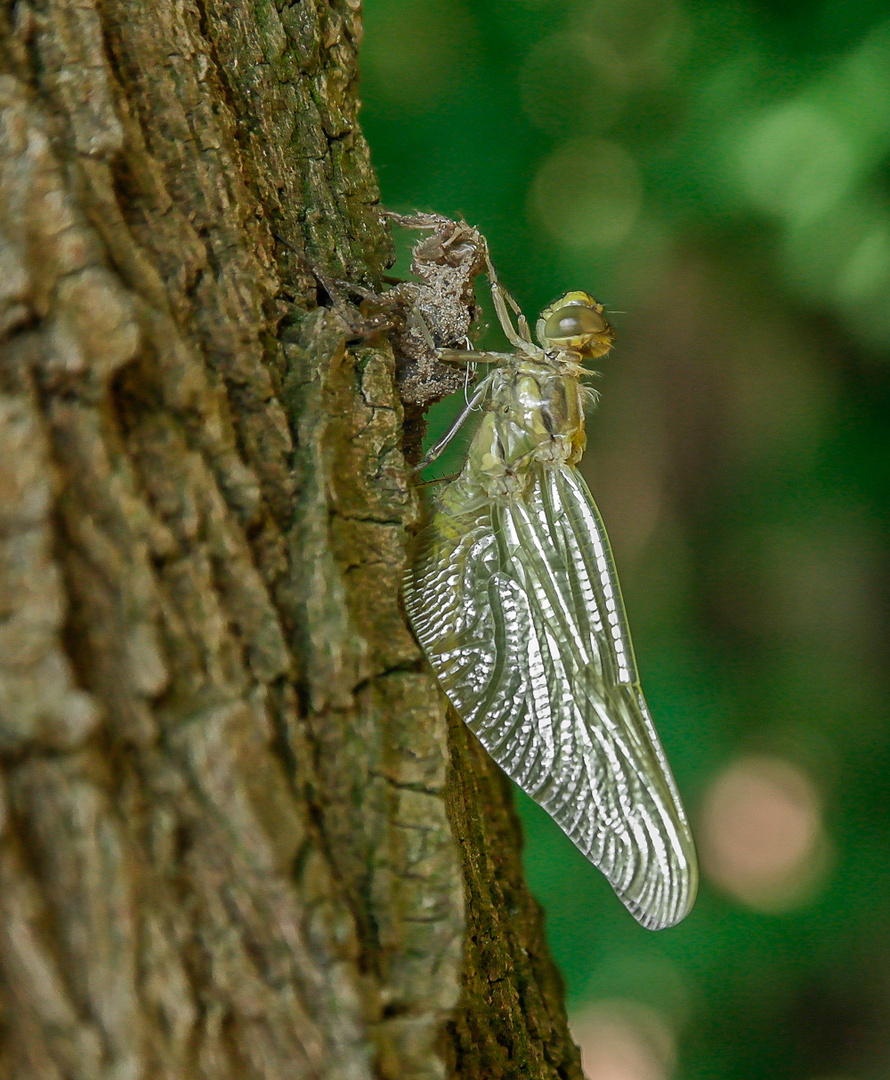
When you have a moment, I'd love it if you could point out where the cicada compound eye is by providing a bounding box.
[544,304,605,339]
[537,291,615,358]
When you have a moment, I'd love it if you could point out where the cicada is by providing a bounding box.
[403,249,698,930]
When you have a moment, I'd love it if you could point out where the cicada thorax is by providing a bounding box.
[457,360,588,501]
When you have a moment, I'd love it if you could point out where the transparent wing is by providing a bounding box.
[404,465,698,929]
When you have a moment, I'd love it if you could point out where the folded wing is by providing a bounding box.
[404,465,697,929]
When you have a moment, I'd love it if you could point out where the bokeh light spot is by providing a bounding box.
[576,0,690,84]
[837,19,890,151]
[571,1000,675,1080]
[835,221,890,305]
[530,138,643,249]
[699,756,831,913]
[734,102,858,225]
[583,952,691,1029]
[519,32,627,136]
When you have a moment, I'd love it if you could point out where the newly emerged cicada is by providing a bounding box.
[403,245,698,930]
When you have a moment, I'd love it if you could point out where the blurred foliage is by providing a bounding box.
[360,1,890,1078]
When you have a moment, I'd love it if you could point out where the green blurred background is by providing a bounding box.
[359,1,890,1077]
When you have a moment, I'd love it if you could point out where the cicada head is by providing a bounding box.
[536,291,615,359]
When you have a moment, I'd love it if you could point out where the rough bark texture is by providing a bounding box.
[0,1,585,1078]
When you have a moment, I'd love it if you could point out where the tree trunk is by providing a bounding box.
[0,2,584,1078]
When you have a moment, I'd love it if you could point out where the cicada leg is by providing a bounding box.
[413,378,492,473]
[482,248,534,347]
[436,349,512,364]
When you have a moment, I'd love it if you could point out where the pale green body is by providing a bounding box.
[403,282,698,930]
[441,357,587,512]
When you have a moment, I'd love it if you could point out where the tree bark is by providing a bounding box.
[0,2,584,1078]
